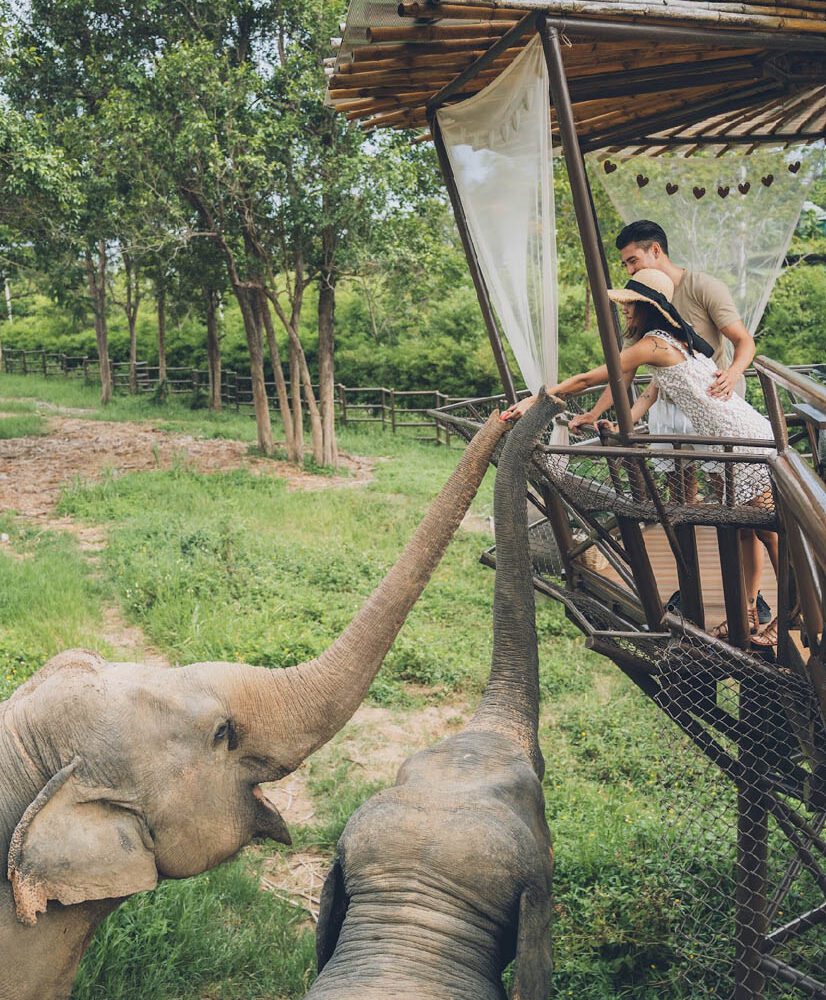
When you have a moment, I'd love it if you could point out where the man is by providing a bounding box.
[570,219,770,634]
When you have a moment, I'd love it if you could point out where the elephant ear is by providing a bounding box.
[316,855,349,972]
[510,884,553,1000]
[8,759,157,926]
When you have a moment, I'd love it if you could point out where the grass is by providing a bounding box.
[0,377,769,998]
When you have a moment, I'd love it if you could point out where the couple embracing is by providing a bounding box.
[503,220,778,648]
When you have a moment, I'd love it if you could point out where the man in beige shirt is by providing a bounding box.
[570,219,771,636]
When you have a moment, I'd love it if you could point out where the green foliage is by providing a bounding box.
[72,856,316,1000]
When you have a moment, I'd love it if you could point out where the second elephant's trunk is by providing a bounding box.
[467,393,562,777]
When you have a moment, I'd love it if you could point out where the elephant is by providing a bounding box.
[0,412,507,1000]
[307,394,559,1000]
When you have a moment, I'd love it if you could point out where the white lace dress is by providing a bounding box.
[644,331,775,506]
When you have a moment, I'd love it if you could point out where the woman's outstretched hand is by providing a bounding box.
[500,395,538,422]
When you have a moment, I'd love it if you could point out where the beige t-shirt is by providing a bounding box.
[671,269,742,372]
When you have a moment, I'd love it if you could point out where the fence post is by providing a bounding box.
[21,352,27,375]
[40,351,47,377]
[83,358,89,384]
[380,388,387,430]
[338,383,348,427]
[390,388,396,434]
[233,371,240,411]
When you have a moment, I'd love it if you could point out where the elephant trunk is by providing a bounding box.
[466,393,562,778]
[235,412,507,773]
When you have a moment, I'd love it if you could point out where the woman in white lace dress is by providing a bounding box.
[502,269,779,647]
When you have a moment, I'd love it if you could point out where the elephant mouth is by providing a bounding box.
[252,785,292,845]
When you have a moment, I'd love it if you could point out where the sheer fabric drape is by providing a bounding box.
[438,36,558,392]
[593,146,823,337]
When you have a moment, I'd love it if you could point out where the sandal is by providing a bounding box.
[712,607,759,640]
[751,617,778,648]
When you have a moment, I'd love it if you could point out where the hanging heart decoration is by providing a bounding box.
[636,173,650,188]
[761,174,774,187]
[603,160,617,174]
[692,186,706,199]
[789,161,801,174]
[665,182,679,195]
[738,181,751,194]
[717,185,730,198]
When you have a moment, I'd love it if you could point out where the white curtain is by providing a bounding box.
[593,146,823,337]
[438,35,558,392]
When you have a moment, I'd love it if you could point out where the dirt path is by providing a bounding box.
[0,413,375,522]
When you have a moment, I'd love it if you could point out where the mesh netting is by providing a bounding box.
[650,628,826,997]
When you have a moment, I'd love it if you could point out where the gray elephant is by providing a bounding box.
[0,413,506,1000]
[308,394,559,1000]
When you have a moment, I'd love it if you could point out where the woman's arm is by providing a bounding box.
[630,382,658,423]
[503,340,656,421]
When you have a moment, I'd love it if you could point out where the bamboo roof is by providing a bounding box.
[327,0,826,151]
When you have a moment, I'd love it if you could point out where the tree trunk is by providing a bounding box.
[84,242,112,405]
[318,255,338,467]
[260,291,297,461]
[236,287,273,455]
[205,288,222,412]
[124,253,140,395]
[157,279,167,386]
[289,337,304,460]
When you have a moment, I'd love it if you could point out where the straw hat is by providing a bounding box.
[607,267,680,329]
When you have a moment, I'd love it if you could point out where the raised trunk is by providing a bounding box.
[223,412,507,772]
[466,393,563,778]
[124,252,141,395]
[205,289,222,412]
[318,262,338,467]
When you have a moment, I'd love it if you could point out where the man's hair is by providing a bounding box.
[615,220,669,256]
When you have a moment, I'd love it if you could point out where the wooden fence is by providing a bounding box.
[0,348,465,445]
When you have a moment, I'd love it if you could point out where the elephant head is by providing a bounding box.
[0,413,506,998]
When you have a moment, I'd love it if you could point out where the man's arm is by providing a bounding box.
[709,320,755,399]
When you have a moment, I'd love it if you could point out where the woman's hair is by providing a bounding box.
[623,301,672,344]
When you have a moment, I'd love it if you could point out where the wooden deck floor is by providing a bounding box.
[602,525,778,628]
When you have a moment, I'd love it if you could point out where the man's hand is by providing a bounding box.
[569,411,597,432]
[500,395,537,422]
[708,369,736,400]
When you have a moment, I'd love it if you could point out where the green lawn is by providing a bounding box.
[0,375,750,999]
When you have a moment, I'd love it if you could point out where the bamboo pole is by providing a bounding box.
[351,36,527,60]
[406,0,826,21]
[421,0,826,33]
[366,21,517,42]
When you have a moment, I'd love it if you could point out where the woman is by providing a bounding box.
[501,268,779,647]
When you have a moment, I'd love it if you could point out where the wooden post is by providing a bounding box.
[734,677,769,1000]
[716,526,750,648]
[540,16,662,629]
[339,383,348,427]
[83,358,89,385]
[391,388,397,433]
[21,352,27,376]
[675,524,705,629]
[41,351,47,377]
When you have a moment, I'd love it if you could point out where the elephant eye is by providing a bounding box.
[213,719,239,751]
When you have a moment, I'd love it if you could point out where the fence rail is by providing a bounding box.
[0,348,467,445]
